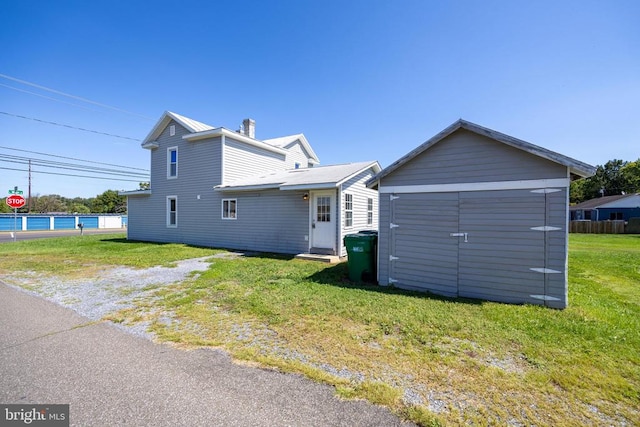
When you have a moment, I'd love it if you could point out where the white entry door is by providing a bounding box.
[311,190,336,252]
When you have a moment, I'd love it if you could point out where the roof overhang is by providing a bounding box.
[141,141,159,149]
[142,111,215,147]
[119,190,152,196]
[367,119,596,188]
[338,161,381,187]
[184,128,288,156]
[215,161,380,193]
[286,134,320,164]
[263,134,321,164]
[214,182,338,192]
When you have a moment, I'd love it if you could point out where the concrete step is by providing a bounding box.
[295,253,344,264]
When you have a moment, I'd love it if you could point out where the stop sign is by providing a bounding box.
[6,194,26,209]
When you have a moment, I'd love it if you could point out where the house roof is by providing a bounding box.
[264,134,320,164]
[142,112,320,163]
[570,193,640,210]
[142,111,214,144]
[119,189,151,197]
[367,119,596,188]
[215,161,381,192]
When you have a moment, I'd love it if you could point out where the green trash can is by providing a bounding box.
[343,231,378,282]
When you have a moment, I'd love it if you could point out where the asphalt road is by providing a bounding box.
[0,228,124,243]
[0,283,412,426]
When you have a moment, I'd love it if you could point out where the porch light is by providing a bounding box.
[303,193,309,200]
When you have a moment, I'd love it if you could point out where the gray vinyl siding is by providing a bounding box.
[338,168,379,256]
[383,129,567,187]
[381,188,568,306]
[543,188,569,309]
[388,192,460,296]
[457,190,547,304]
[284,142,310,169]
[223,138,286,184]
[377,194,391,285]
[376,129,571,308]
[126,194,164,242]
[204,189,310,254]
[128,120,223,244]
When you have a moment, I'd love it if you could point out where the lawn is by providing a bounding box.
[0,234,638,426]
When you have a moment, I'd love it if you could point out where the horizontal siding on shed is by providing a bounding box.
[382,129,568,187]
[457,189,546,304]
[389,192,460,296]
[377,195,391,284]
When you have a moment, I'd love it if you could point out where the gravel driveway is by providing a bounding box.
[1,256,219,338]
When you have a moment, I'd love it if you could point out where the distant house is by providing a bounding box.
[367,119,595,309]
[121,111,380,256]
[570,194,640,221]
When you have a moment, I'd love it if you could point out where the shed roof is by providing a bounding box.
[215,161,381,192]
[367,119,596,187]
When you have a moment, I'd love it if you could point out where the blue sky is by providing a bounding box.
[1,0,638,198]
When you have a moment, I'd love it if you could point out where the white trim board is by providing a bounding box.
[378,178,569,194]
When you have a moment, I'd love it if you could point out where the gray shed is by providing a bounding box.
[367,120,595,308]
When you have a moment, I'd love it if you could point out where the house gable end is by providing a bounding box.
[264,134,320,165]
[143,111,214,146]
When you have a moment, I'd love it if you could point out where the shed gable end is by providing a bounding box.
[381,129,568,187]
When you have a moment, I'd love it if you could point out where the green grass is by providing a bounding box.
[0,233,222,277]
[1,233,638,426]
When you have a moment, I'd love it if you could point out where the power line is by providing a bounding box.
[0,166,145,182]
[0,155,149,178]
[0,145,149,172]
[0,83,104,113]
[0,111,142,141]
[0,73,154,121]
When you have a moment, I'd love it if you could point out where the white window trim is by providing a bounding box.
[169,125,176,136]
[367,197,373,225]
[167,146,178,179]
[378,178,569,194]
[222,198,237,220]
[166,195,177,228]
[344,193,353,228]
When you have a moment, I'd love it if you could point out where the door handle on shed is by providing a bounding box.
[450,232,468,242]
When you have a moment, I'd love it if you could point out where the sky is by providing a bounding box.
[1,0,638,198]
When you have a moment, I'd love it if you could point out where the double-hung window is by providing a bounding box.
[345,194,353,227]
[167,196,177,227]
[167,147,178,178]
[367,197,373,225]
[222,199,237,219]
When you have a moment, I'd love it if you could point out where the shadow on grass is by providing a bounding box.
[307,262,483,305]
[99,238,298,259]
[97,239,483,305]
[100,238,177,246]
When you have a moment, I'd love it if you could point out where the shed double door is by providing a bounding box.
[389,190,551,303]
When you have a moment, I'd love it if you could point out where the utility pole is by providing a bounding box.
[28,159,32,213]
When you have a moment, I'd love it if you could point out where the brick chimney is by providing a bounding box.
[242,118,255,139]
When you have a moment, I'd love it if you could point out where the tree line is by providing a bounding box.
[0,189,126,214]
[570,159,640,204]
